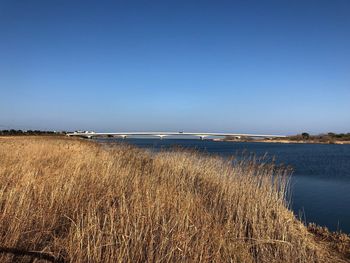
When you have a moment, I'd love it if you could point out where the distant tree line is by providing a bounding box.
[224,135,254,141]
[285,132,350,143]
[0,130,67,136]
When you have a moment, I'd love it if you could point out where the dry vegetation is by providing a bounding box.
[0,136,348,262]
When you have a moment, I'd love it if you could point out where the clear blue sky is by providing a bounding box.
[0,0,349,134]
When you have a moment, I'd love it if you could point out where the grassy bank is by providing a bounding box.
[0,137,348,262]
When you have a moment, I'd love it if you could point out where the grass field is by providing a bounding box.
[0,136,349,262]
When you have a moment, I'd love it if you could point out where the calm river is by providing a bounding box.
[97,138,350,233]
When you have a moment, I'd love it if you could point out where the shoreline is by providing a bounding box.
[216,139,350,145]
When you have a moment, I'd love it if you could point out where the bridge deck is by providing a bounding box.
[67,132,286,139]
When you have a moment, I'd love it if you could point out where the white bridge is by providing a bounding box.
[67,131,286,140]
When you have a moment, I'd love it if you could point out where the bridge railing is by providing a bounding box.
[67,132,286,140]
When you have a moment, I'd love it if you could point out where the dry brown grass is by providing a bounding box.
[0,136,347,262]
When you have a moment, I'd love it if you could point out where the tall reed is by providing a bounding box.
[0,137,343,262]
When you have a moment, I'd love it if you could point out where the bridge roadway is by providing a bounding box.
[67,131,286,140]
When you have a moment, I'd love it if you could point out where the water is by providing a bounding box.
[96,138,350,233]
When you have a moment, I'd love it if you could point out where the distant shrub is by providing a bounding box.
[301,132,310,140]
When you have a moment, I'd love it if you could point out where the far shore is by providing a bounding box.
[218,132,350,145]
[215,138,350,145]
